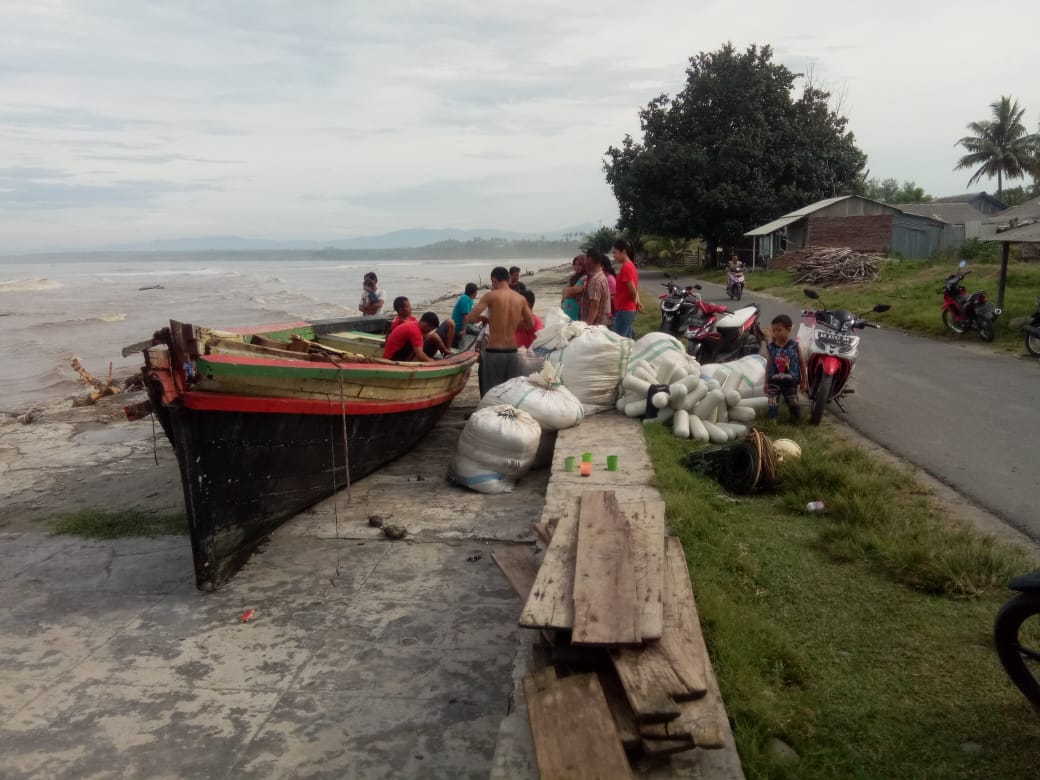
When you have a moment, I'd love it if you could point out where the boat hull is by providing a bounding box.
[167,393,454,590]
[136,316,476,590]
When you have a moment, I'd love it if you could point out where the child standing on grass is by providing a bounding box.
[766,313,805,421]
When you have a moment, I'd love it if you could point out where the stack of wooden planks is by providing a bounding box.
[499,489,729,776]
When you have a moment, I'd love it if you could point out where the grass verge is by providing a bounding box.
[644,422,1040,778]
[50,508,186,539]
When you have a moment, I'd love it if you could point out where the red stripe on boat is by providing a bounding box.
[182,388,460,415]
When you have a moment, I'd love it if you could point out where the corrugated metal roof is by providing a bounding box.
[984,195,1040,224]
[744,196,854,236]
[898,203,986,224]
[934,192,1007,209]
[982,221,1040,243]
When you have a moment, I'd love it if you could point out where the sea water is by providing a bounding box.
[0,252,559,412]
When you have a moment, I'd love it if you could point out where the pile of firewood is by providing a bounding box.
[787,246,882,286]
[493,490,730,776]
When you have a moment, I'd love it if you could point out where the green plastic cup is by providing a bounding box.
[607,455,619,471]
[564,456,576,472]
[581,452,593,463]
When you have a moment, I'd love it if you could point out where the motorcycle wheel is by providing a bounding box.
[942,309,967,334]
[735,284,743,301]
[978,317,996,342]
[1025,332,1040,358]
[809,373,833,426]
[994,593,1040,711]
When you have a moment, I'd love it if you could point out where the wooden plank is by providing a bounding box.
[640,736,696,757]
[519,497,579,630]
[523,671,634,780]
[572,490,641,646]
[659,536,709,699]
[639,694,726,750]
[491,544,541,603]
[596,669,642,750]
[625,500,666,642]
[611,646,683,724]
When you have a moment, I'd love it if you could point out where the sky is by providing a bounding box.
[0,0,1037,253]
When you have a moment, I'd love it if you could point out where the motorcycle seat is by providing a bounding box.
[715,305,758,329]
[698,301,730,315]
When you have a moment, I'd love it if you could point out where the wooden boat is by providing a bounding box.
[133,315,477,590]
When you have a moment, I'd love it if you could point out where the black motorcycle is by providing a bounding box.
[658,280,701,338]
[994,570,1040,712]
[941,261,1001,343]
[1023,296,1040,358]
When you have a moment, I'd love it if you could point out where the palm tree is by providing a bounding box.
[954,96,1040,197]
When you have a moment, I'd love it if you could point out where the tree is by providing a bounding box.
[860,177,932,204]
[603,43,866,255]
[582,226,617,254]
[999,184,1040,207]
[954,96,1040,197]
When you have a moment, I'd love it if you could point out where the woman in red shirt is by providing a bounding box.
[611,239,644,338]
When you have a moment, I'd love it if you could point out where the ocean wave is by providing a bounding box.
[0,278,62,293]
[35,313,128,330]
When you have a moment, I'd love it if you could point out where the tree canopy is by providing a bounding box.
[859,177,932,204]
[604,43,866,252]
[954,96,1040,197]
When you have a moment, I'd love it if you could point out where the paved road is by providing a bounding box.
[644,269,1040,542]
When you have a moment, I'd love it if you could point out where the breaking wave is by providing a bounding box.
[0,278,62,293]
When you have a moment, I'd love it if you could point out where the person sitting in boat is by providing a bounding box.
[515,289,543,349]
[451,283,480,347]
[359,272,385,316]
[423,317,456,358]
[465,266,534,396]
[389,296,417,331]
[383,310,438,362]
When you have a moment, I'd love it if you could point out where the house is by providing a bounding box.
[744,195,954,260]
[898,203,992,240]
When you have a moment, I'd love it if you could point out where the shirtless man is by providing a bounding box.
[465,266,534,396]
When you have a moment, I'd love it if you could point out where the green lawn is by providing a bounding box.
[631,294,1040,778]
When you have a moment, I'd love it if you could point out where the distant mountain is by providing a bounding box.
[95,223,599,253]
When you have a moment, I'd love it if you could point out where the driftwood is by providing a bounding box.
[70,357,122,406]
[784,246,882,286]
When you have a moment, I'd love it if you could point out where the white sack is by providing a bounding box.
[448,405,541,493]
[477,364,584,430]
[542,325,633,414]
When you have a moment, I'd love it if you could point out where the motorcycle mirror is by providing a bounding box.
[872,304,891,313]
[958,260,967,269]
[803,288,820,300]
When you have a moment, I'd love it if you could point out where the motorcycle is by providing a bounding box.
[726,264,745,301]
[659,280,702,338]
[684,299,765,362]
[994,570,1040,712]
[1022,296,1040,357]
[798,288,891,425]
[942,260,1001,342]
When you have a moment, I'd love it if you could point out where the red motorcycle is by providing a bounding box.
[942,261,1001,342]
[684,300,764,362]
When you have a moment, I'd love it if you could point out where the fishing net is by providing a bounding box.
[681,428,781,494]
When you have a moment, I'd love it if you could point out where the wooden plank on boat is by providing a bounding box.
[491,544,541,603]
[520,497,579,630]
[626,500,665,642]
[572,490,641,646]
[523,670,633,780]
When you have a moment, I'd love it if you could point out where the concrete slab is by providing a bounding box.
[0,533,80,584]
[0,680,279,780]
[232,690,502,779]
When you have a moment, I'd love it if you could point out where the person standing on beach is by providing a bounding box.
[598,252,617,328]
[465,266,533,396]
[515,289,543,349]
[611,239,643,338]
[359,272,385,316]
[561,255,586,321]
[579,251,611,327]
[509,266,527,294]
[450,283,479,347]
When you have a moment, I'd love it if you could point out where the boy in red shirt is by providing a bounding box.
[515,289,543,348]
[383,311,438,362]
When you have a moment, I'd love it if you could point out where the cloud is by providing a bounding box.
[0,167,220,209]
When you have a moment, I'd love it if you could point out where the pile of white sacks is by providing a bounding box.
[616,332,769,442]
[448,312,771,493]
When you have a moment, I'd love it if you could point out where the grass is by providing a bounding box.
[643,422,1040,779]
[695,258,1040,351]
[50,508,186,539]
[630,291,1040,777]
